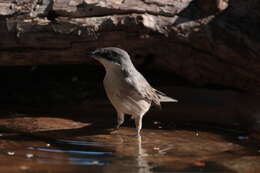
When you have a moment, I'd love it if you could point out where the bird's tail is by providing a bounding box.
[156,90,178,103]
[159,95,178,102]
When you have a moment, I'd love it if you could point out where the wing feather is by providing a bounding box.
[122,70,161,106]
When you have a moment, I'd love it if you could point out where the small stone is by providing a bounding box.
[0,134,3,137]
[78,30,82,36]
[158,126,162,129]
[7,151,15,156]
[26,153,34,158]
[153,147,160,150]
[194,161,206,167]
[153,121,159,125]
[20,165,29,170]
[69,0,79,6]
[92,161,99,165]
[140,34,150,39]
[196,133,199,136]
[46,143,51,147]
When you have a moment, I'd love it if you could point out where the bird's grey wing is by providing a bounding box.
[122,71,161,106]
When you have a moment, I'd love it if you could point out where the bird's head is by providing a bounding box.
[87,47,132,68]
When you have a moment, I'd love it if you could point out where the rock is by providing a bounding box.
[0,2,16,16]
[196,0,229,13]
[30,0,54,17]
[0,0,259,93]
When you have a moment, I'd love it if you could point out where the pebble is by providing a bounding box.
[194,161,206,167]
[92,161,99,165]
[20,166,29,170]
[46,143,51,147]
[153,147,160,150]
[26,153,34,158]
[7,151,15,156]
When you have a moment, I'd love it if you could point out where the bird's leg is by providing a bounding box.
[134,115,143,137]
[116,112,125,129]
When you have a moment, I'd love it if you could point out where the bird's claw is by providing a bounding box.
[109,128,119,135]
[135,133,141,138]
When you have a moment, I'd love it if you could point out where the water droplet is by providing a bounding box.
[7,151,15,156]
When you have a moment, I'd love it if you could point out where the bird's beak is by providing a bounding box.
[86,50,101,61]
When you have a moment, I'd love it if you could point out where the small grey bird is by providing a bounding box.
[88,47,177,137]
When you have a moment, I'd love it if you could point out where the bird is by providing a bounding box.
[88,47,178,137]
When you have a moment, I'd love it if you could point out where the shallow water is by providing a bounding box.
[0,125,259,173]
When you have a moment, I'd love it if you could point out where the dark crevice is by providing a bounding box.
[139,53,156,68]
[55,9,178,18]
[47,10,60,21]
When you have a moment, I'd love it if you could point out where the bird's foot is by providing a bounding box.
[134,133,141,138]
[109,128,119,135]
[115,125,120,130]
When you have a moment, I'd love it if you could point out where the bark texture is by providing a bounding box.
[0,0,260,92]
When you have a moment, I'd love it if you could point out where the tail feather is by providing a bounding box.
[159,95,178,102]
[156,90,178,103]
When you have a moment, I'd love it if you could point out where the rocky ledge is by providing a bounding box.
[0,0,259,93]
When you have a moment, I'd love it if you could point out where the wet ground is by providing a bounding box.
[0,114,260,173]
